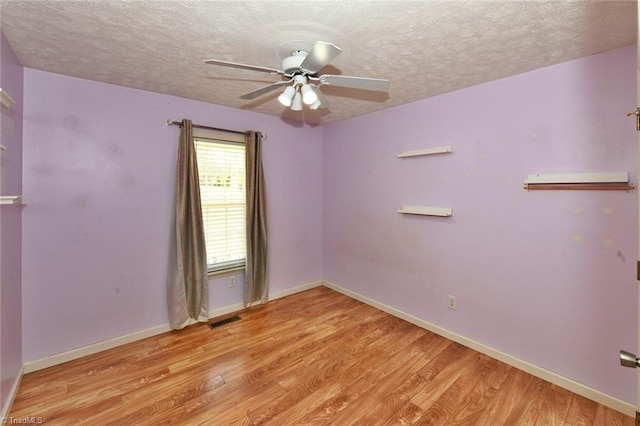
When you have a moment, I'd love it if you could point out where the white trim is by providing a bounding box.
[207,265,245,278]
[1,365,24,420]
[208,302,245,320]
[23,280,322,373]
[210,280,323,313]
[398,206,452,217]
[269,280,322,301]
[23,323,173,373]
[321,280,636,417]
[397,146,453,158]
[524,172,629,184]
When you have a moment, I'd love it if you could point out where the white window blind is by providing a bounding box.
[194,137,246,273]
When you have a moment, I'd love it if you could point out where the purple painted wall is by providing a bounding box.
[21,69,323,362]
[323,45,638,403]
[16,42,638,406]
[0,32,24,412]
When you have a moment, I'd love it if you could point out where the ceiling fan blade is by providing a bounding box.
[240,80,292,100]
[299,41,342,74]
[318,74,390,91]
[204,59,284,75]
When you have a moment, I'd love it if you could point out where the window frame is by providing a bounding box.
[193,128,246,276]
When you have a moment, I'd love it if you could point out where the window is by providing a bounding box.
[194,130,246,273]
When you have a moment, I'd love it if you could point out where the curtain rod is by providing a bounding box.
[524,182,635,192]
[166,120,267,140]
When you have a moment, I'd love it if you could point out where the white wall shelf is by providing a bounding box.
[524,172,633,191]
[0,196,21,205]
[398,205,452,217]
[397,146,453,158]
[0,88,15,109]
[524,172,628,184]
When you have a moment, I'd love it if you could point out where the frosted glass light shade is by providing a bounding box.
[278,86,296,107]
[301,84,318,105]
[290,91,303,111]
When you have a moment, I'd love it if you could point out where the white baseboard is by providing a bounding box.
[1,364,24,419]
[23,323,173,374]
[270,280,322,301]
[208,303,245,320]
[23,280,322,374]
[322,280,636,417]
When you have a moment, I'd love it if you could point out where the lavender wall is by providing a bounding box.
[0,32,24,412]
[21,69,323,362]
[17,43,638,405]
[323,46,638,403]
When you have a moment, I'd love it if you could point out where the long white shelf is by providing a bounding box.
[524,172,628,184]
[0,196,21,205]
[398,205,452,217]
[397,145,453,158]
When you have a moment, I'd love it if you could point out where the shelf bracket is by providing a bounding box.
[627,108,640,131]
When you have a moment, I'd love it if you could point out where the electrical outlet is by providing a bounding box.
[448,295,457,311]
[229,277,237,288]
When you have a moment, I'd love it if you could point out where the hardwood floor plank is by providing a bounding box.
[534,384,572,426]
[349,333,452,425]
[393,401,427,425]
[181,301,397,423]
[472,367,535,425]
[447,355,511,424]
[253,323,434,425]
[9,287,633,425]
[323,333,448,424]
[410,342,480,410]
[415,354,502,425]
[503,376,552,425]
[593,404,636,426]
[563,393,599,425]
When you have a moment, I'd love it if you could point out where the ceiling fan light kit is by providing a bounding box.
[290,91,303,111]
[309,99,322,110]
[301,83,318,105]
[205,41,390,113]
[278,85,296,106]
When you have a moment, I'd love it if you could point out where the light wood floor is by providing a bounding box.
[11,287,634,425]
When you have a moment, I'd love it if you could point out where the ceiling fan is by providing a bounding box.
[204,41,390,111]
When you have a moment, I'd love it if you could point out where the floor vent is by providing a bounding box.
[208,315,241,329]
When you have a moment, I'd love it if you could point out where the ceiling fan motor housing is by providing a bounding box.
[282,50,308,74]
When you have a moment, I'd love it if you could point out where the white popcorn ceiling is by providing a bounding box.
[0,0,637,125]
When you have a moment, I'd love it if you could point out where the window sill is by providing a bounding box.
[208,266,245,278]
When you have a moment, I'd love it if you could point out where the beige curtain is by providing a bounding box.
[168,119,209,329]
[244,131,269,306]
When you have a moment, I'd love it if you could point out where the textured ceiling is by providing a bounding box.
[0,0,637,125]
